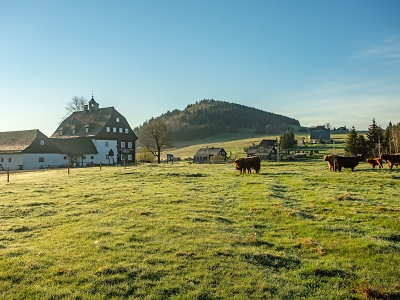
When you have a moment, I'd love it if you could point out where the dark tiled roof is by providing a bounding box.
[51,107,114,138]
[50,138,98,155]
[247,146,276,156]
[0,130,47,153]
[259,139,277,147]
[194,147,226,157]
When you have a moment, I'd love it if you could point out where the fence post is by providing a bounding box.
[100,161,102,170]
[7,166,9,182]
[68,160,70,175]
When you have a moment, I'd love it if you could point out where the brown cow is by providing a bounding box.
[323,155,337,170]
[380,154,400,169]
[334,155,364,172]
[366,157,383,169]
[233,156,261,174]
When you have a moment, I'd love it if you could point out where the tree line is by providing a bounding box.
[344,119,400,157]
[134,99,300,142]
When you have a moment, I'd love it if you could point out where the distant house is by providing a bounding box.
[309,126,330,143]
[246,145,277,160]
[0,129,62,170]
[193,147,227,163]
[51,95,138,166]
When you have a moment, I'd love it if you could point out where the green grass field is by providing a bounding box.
[1,150,399,299]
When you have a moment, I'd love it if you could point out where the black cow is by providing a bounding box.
[380,154,400,169]
[334,155,364,172]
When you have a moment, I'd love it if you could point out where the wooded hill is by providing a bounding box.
[134,99,300,142]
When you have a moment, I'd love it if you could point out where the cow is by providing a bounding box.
[233,156,261,174]
[366,157,383,169]
[323,155,337,170]
[380,154,400,169]
[334,155,364,172]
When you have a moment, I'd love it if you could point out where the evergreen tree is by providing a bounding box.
[356,135,368,157]
[344,126,359,155]
[279,129,297,149]
[383,121,394,154]
[366,118,384,157]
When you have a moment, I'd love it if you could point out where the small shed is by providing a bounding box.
[166,154,174,163]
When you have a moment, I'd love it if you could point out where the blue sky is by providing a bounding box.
[1,0,399,136]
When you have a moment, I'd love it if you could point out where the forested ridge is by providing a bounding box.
[134,99,300,142]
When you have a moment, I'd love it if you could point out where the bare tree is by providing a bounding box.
[139,118,173,163]
[65,96,87,115]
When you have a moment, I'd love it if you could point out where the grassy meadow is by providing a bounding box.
[1,153,399,299]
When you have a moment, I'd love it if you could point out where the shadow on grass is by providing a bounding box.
[242,252,300,270]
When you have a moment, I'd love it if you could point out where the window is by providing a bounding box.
[59,130,62,136]
[0,158,3,162]
[106,127,110,132]
[119,128,123,133]
[128,142,132,148]
[128,154,132,161]
[125,128,129,133]
[82,156,86,159]
[105,142,109,147]
[121,142,126,148]
[72,129,75,134]
[40,140,44,145]
[39,157,44,162]
[85,127,89,133]
[8,158,11,162]
[63,156,68,160]
[90,156,94,159]
[116,117,120,122]
[113,127,117,133]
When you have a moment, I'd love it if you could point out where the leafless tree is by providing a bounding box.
[65,96,87,115]
[139,118,173,163]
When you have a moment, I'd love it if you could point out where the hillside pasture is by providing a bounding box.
[0,159,399,299]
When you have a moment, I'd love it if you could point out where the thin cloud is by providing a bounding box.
[354,34,400,64]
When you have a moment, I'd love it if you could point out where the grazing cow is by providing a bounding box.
[323,155,337,170]
[366,158,383,169]
[233,156,261,174]
[334,155,364,172]
[380,154,400,169]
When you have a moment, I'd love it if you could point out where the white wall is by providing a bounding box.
[91,139,117,165]
[0,153,65,170]
[0,154,23,170]
[23,154,65,170]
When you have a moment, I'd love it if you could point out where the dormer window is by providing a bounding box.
[116,117,120,122]
[40,140,45,145]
